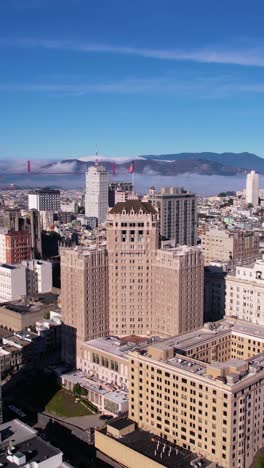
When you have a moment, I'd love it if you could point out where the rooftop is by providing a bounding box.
[109,200,157,215]
[100,422,212,468]
[83,335,160,359]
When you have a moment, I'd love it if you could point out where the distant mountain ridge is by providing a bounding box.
[42,152,264,176]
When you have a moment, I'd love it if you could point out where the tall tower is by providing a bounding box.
[246,170,259,207]
[60,245,109,367]
[85,164,108,225]
[107,199,159,336]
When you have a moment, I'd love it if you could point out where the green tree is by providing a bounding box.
[73,383,81,396]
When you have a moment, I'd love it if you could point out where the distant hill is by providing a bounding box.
[41,152,264,176]
[140,152,264,172]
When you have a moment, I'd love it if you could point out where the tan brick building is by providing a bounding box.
[107,200,159,336]
[200,228,259,265]
[153,246,204,336]
[60,245,109,367]
[128,319,264,468]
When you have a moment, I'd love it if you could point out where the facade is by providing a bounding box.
[0,231,32,264]
[22,259,52,295]
[0,303,44,331]
[153,246,204,336]
[29,209,42,259]
[0,264,26,303]
[60,245,109,367]
[225,257,264,324]
[28,189,61,211]
[107,200,159,336]
[78,336,153,390]
[128,319,264,468]
[204,262,229,322]
[143,186,197,246]
[108,182,133,208]
[246,170,259,207]
[85,164,108,225]
[200,228,260,265]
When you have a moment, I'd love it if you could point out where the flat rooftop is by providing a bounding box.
[83,335,160,359]
[100,423,212,468]
[141,318,264,355]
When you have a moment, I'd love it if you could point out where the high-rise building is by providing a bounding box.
[22,259,52,295]
[204,261,228,322]
[200,228,260,265]
[143,186,197,245]
[107,199,159,336]
[28,189,60,211]
[153,246,204,336]
[246,170,259,207]
[128,318,264,468]
[225,257,264,324]
[85,164,108,225]
[60,245,109,367]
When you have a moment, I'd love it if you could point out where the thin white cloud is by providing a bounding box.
[1,75,264,98]
[1,37,264,67]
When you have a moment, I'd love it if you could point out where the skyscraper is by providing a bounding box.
[107,199,159,336]
[246,170,259,207]
[143,186,197,245]
[153,245,204,336]
[60,245,109,367]
[85,164,108,225]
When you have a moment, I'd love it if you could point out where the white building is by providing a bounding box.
[225,257,264,324]
[246,170,259,207]
[22,259,52,294]
[0,264,26,303]
[28,189,60,211]
[85,164,108,225]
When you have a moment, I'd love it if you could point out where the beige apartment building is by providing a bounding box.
[128,319,264,468]
[153,246,204,336]
[60,245,109,367]
[225,257,264,324]
[107,200,159,336]
[200,228,259,265]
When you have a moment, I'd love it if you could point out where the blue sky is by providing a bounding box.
[1,0,264,159]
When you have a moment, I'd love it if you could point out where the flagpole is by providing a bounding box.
[132,171,135,194]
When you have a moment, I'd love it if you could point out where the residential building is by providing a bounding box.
[107,200,159,336]
[143,186,197,245]
[28,188,61,211]
[0,264,26,303]
[153,246,204,336]
[0,231,32,264]
[200,228,260,265]
[128,319,264,468]
[60,245,109,367]
[246,170,259,207]
[22,259,52,295]
[225,257,264,324]
[85,164,108,225]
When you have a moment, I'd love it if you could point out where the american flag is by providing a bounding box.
[128,161,134,173]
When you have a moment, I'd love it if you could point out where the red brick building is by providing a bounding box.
[5,231,32,264]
